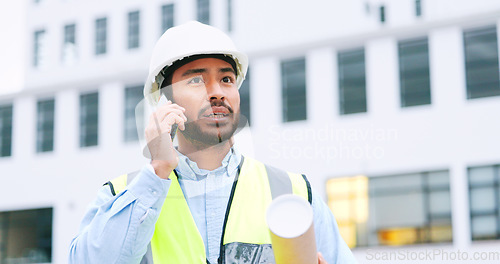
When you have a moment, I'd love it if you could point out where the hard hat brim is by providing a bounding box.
[144,50,248,106]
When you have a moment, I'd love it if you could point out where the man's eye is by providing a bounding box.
[222,76,233,83]
[188,76,204,84]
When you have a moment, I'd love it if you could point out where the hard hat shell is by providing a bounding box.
[144,21,248,106]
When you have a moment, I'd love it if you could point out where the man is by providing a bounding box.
[69,21,356,264]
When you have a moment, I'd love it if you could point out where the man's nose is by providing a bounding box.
[205,79,225,101]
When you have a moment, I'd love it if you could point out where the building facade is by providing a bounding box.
[0,0,499,263]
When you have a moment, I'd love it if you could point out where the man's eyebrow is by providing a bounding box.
[181,68,206,77]
[220,67,236,74]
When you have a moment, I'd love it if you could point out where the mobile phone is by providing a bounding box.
[158,94,177,141]
[170,124,177,141]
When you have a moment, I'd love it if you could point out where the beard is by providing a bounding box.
[181,107,240,147]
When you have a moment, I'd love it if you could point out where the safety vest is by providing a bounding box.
[105,156,312,264]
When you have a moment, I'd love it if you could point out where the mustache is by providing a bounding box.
[198,99,234,117]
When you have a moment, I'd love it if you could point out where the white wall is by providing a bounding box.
[0,0,27,95]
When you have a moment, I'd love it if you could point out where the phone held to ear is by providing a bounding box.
[157,94,177,141]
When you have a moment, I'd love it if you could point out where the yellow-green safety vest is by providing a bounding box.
[105,156,312,264]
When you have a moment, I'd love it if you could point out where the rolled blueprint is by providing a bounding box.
[266,194,317,264]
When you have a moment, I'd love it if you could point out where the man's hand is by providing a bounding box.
[145,101,187,179]
[318,252,328,264]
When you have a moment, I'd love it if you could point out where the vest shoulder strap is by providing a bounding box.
[103,170,145,196]
[263,164,293,199]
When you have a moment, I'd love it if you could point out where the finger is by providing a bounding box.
[180,112,188,122]
[151,112,162,136]
[178,117,185,131]
[163,113,186,133]
[170,102,185,110]
[163,112,182,126]
[157,104,184,114]
[157,108,185,123]
[146,112,177,138]
[161,102,185,112]
[317,252,328,264]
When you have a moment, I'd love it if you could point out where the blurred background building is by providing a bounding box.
[0,0,499,263]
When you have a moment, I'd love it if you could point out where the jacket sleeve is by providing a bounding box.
[312,190,358,264]
[69,165,171,264]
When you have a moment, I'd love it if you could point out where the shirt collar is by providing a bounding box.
[175,147,242,181]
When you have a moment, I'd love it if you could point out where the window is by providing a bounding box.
[398,38,431,107]
[80,92,99,147]
[124,86,143,142]
[36,98,55,153]
[327,176,368,248]
[95,17,107,55]
[239,70,251,125]
[464,26,500,99]
[197,0,210,25]
[468,165,500,240]
[338,49,367,114]
[0,105,13,157]
[227,0,233,32]
[161,4,174,34]
[379,5,386,23]
[327,171,452,247]
[128,11,140,49]
[63,24,77,64]
[33,30,46,67]
[415,0,422,17]
[0,208,52,263]
[281,58,307,122]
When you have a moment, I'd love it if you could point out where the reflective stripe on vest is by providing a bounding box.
[106,156,312,264]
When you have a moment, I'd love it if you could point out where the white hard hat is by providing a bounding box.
[144,21,248,106]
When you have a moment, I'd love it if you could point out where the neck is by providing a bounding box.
[177,133,233,171]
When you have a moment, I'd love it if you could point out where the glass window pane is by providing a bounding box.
[197,0,210,24]
[282,58,307,122]
[371,192,425,229]
[227,0,233,32]
[80,92,99,147]
[429,225,453,243]
[464,26,500,99]
[429,190,451,215]
[427,171,450,187]
[36,98,55,152]
[469,165,496,185]
[239,70,251,125]
[128,11,140,49]
[399,38,431,107]
[330,171,452,248]
[33,30,46,67]
[124,86,143,142]
[415,0,422,17]
[338,49,367,115]
[370,173,422,194]
[327,176,369,247]
[161,4,174,33]
[470,187,496,212]
[95,18,107,55]
[63,24,77,64]
[471,215,498,240]
[0,105,13,157]
[328,199,352,221]
[0,208,52,263]
[379,5,385,23]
